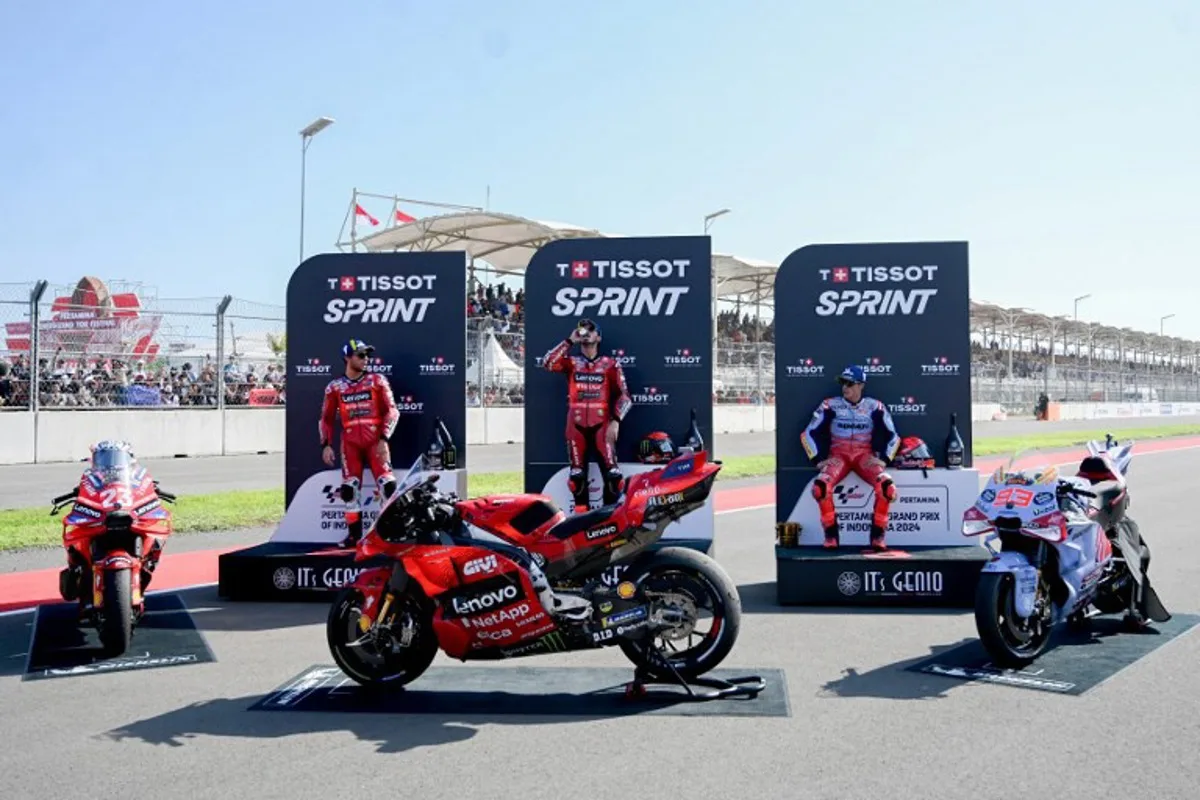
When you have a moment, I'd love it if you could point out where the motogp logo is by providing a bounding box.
[664,348,702,367]
[921,356,961,376]
[889,395,928,415]
[631,386,670,405]
[833,484,868,503]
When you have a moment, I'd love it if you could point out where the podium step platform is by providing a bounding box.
[218,541,390,602]
[775,544,990,608]
[219,538,716,603]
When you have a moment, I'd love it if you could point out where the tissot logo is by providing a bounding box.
[294,358,332,377]
[889,395,928,415]
[364,358,394,376]
[921,356,961,376]
[610,348,636,367]
[862,357,893,376]
[631,386,669,405]
[328,274,439,293]
[786,358,825,377]
[818,265,939,283]
[419,356,456,376]
[664,348,702,367]
[555,259,691,280]
[397,395,424,414]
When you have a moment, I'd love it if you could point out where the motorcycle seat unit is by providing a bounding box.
[547,504,621,540]
[1077,455,1126,487]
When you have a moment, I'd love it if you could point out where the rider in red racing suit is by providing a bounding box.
[541,318,633,514]
[320,339,400,547]
[801,365,901,551]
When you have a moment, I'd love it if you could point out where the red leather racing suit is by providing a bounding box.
[319,373,400,528]
[801,396,901,542]
[542,339,633,510]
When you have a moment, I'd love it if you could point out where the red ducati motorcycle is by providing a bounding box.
[50,441,177,655]
[327,433,746,693]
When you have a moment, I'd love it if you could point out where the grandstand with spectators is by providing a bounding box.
[3,202,1197,417]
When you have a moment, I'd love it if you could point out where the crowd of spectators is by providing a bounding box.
[0,350,285,409]
[6,287,1195,410]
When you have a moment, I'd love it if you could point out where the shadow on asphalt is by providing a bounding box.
[0,613,34,678]
[736,581,971,617]
[101,699,576,752]
[168,585,330,632]
[817,638,979,701]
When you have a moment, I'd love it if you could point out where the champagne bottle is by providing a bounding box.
[425,419,445,471]
[684,407,704,452]
[945,412,965,469]
[438,417,457,470]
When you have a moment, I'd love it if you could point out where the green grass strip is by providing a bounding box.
[3,424,1196,552]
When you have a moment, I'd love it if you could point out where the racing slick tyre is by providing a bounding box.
[98,568,134,656]
[617,546,742,682]
[327,585,438,690]
[974,571,1052,668]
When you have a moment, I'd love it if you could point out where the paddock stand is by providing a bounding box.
[622,647,767,702]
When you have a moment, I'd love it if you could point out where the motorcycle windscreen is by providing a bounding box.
[392,456,427,498]
[973,467,1061,528]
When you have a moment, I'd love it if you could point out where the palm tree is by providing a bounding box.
[266,332,287,356]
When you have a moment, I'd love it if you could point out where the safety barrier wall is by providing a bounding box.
[0,401,1194,465]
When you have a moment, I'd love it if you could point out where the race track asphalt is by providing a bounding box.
[3,413,1196,510]
[0,444,1198,798]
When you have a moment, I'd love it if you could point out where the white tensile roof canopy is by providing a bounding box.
[348,211,779,303]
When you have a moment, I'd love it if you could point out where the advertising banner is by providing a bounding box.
[274,252,467,543]
[773,242,978,547]
[523,236,714,548]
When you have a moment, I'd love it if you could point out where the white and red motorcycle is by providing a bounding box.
[962,435,1171,668]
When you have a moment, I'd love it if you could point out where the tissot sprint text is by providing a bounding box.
[551,259,691,317]
[323,274,438,324]
[815,264,939,317]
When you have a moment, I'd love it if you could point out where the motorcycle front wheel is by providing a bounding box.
[617,546,742,682]
[326,584,439,689]
[974,571,1052,668]
[98,568,134,656]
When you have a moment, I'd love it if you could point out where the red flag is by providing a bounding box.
[395,208,416,223]
[354,204,379,226]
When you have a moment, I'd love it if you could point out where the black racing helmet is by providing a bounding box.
[638,431,676,464]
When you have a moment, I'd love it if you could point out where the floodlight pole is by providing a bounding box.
[704,209,731,379]
[299,117,335,264]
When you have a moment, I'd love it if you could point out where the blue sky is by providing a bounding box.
[2,0,1197,338]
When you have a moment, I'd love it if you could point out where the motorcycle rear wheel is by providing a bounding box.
[327,585,438,690]
[617,547,742,682]
[974,571,1051,668]
[98,568,134,656]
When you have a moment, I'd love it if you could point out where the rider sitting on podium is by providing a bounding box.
[801,365,902,552]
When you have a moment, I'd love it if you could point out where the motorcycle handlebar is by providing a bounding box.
[1057,480,1097,498]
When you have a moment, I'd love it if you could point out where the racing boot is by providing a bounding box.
[868,524,887,552]
[823,524,840,549]
[527,557,592,622]
[339,514,363,549]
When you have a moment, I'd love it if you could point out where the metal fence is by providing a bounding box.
[0,282,287,412]
[4,285,1197,414]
